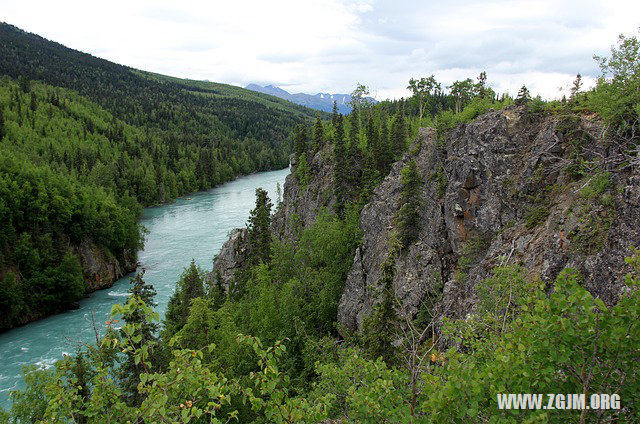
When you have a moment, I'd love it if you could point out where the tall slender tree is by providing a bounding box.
[390,101,407,159]
[247,187,273,264]
[396,159,423,247]
[120,270,158,405]
[331,100,339,128]
[164,260,205,338]
[333,114,348,217]
[312,114,324,153]
[362,237,401,365]
[515,85,531,105]
[293,124,308,161]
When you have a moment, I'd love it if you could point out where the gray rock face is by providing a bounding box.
[210,105,639,336]
[206,228,249,291]
[74,239,136,292]
[272,146,336,242]
[211,143,336,287]
[338,106,640,333]
[338,128,451,331]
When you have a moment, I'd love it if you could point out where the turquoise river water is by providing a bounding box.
[0,167,289,410]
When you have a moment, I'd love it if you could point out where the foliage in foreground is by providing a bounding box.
[3,248,639,423]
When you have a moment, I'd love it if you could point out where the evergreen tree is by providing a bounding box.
[30,92,37,111]
[120,271,158,406]
[390,101,407,159]
[362,238,401,365]
[209,269,226,311]
[515,85,531,105]
[346,108,363,190]
[247,187,273,264]
[348,107,360,146]
[570,73,583,101]
[293,124,308,160]
[164,260,205,338]
[331,100,339,128]
[333,114,348,217]
[396,159,423,247]
[474,71,489,99]
[18,75,30,93]
[312,114,324,153]
[380,115,391,172]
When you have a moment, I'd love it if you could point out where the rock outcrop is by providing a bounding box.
[211,144,336,288]
[74,239,137,292]
[211,105,640,336]
[338,106,640,333]
[272,145,335,241]
[206,228,249,290]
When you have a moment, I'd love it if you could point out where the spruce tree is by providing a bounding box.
[515,85,531,105]
[346,109,364,190]
[380,115,391,172]
[348,107,360,146]
[390,101,407,159]
[362,238,401,365]
[312,114,324,153]
[120,271,158,406]
[293,124,308,160]
[331,100,339,128]
[396,159,423,247]
[247,187,273,264]
[164,260,205,338]
[333,114,348,217]
[209,269,226,310]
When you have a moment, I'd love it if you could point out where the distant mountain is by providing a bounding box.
[245,84,378,114]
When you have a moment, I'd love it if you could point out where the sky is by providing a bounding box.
[1,0,639,100]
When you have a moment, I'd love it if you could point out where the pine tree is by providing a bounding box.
[515,85,531,105]
[333,114,348,217]
[380,115,391,172]
[164,260,205,337]
[247,187,273,264]
[390,101,407,159]
[396,159,423,247]
[346,109,364,190]
[362,238,401,365]
[312,114,324,153]
[331,100,339,128]
[120,271,158,406]
[293,124,308,160]
[209,269,226,310]
[348,107,360,146]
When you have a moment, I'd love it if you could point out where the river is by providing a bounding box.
[0,167,289,410]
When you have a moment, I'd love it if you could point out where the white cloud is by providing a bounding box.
[1,0,639,100]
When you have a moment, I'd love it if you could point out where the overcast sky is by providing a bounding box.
[2,0,639,100]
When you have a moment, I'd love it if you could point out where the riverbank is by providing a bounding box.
[0,167,289,409]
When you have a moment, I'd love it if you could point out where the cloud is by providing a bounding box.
[1,0,639,100]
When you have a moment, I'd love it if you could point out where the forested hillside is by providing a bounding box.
[0,22,321,330]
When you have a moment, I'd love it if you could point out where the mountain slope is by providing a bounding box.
[0,22,322,330]
[245,83,377,114]
[0,22,320,142]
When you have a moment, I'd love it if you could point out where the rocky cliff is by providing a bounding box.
[338,106,639,333]
[212,105,640,336]
[209,144,336,288]
[74,239,137,292]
